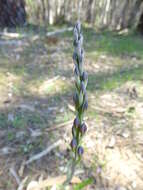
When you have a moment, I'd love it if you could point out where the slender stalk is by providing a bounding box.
[63,159,76,186]
[64,20,88,186]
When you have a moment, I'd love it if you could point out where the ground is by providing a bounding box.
[0,26,143,190]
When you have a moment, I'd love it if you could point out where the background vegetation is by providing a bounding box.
[0,1,143,190]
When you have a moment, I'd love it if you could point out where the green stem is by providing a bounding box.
[63,158,76,186]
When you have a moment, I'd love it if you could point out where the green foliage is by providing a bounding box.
[12,114,26,128]
[7,131,15,141]
[19,136,43,154]
[20,143,34,154]
[0,113,8,128]
[73,178,94,190]
[88,65,143,92]
[127,106,135,114]
[7,111,46,129]
[84,29,143,58]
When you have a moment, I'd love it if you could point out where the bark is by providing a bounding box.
[0,0,26,27]
[128,0,143,28]
[86,0,94,23]
[47,0,50,24]
[120,0,129,29]
[41,0,46,22]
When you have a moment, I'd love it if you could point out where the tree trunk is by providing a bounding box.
[98,0,143,31]
[128,0,143,28]
[41,0,46,22]
[86,0,94,23]
[0,0,26,27]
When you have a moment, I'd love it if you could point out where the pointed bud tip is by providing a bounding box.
[81,81,86,94]
[78,146,84,156]
[82,72,88,81]
[74,117,80,128]
[73,52,77,61]
[71,138,77,149]
[75,21,81,33]
[80,123,87,135]
[73,93,78,105]
[74,65,79,76]
[83,100,88,111]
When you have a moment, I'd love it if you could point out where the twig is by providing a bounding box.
[25,140,62,165]
[17,176,28,190]
[68,104,75,112]
[46,117,88,132]
[46,27,73,37]
[44,76,60,85]
[9,167,21,185]
[46,119,74,132]
[0,32,25,38]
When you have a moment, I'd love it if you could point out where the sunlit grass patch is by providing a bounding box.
[38,77,72,95]
[55,108,74,124]
[73,178,94,190]
[84,29,143,58]
[88,65,143,92]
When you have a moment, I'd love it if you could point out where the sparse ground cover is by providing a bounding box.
[0,26,143,190]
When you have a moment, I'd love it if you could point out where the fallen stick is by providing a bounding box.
[10,167,21,185]
[25,140,62,165]
[46,75,60,84]
[27,175,81,190]
[46,27,73,37]
[0,32,25,38]
[46,117,88,132]
[17,176,28,190]
[46,119,74,132]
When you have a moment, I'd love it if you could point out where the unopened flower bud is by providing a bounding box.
[73,92,78,106]
[82,72,88,88]
[82,71,88,83]
[73,40,78,47]
[73,52,77,61]
[77,146,84,156]
[80,123,87,135]
[77,45,82,59]
[74,117,80,128]
[78,60,83,74]
[78,49,84,63]
[79,34,83,46]
[73,27,78,41]
[82,71,88,81]
[74,64,80,76]
[71,138,77,149]
[82,100,88,111]
[81,81,86,94]
[75,21,81,35]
